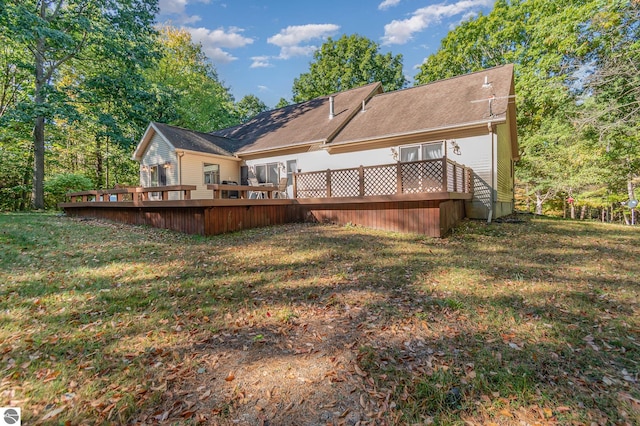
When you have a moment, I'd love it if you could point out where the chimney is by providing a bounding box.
[329,96,335,119]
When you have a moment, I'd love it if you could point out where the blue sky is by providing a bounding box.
[157,0,495,107]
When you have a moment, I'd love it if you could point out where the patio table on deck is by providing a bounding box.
[207,183,277,199]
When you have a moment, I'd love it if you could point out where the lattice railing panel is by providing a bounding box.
[331,169,360,197]
[296,172,328,198]
[363,165,396,195]
[401,160,443,194]
[295,159,472,198]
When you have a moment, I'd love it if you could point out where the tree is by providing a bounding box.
[275,97,290,109]
[0,28,33,210]
[145,26,238,132]
[3,0,158,208]
[235,94,268,123]
[292,34,407,102]
[414,0,604,215]
[580,1,640,209]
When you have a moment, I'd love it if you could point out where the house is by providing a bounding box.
[132,64,518,221]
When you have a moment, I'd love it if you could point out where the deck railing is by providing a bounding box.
[65,159,473,203]
[293,158,473,199]
[66,185,197,202]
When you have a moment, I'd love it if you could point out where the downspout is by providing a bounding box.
[488,122,495,224]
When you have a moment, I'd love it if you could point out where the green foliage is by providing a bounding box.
[274,97,290,109]
[2,0,159,208]
[292,34,407,102]
[414,0,637,216]
[580,1,640,200]
[44,173,93,209]
[144,26,238,132]
[235,94,268,122]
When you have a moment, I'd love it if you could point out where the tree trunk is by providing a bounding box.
[32,38,46,209]
[534,188,554,215]
[535,190,544,215]
[95,136,104,189]
[580,205,586,220]
[570,204,576,219]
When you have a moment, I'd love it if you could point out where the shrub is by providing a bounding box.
[44,174,94,210]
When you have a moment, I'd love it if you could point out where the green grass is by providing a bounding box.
[0,212,639,425]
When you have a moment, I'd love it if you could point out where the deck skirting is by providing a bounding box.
[61,196,468,238]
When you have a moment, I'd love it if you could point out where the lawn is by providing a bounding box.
[0,213,638,425]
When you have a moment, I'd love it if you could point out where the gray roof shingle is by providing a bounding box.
[151,122,243,157]
[212,82,383,154]
[332,64,515,144]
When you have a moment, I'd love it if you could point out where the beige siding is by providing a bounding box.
[180,152,241,199]
[496,123,514,203]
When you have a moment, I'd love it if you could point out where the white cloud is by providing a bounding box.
[158,0,210,25]
[382,0,492,45]
[257,85,269,92]
[378,0,401,10]
[250,56,273,68]
[277,45,318,60]
[188,26,253,49]
[186,26,254,64]
[267,24,339,59]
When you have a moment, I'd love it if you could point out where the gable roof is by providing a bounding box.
[133,65,516,162]
[212,82,383,155]
[132,122,241,161]
[332,64,515,146]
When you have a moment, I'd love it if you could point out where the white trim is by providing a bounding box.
[132,123,177,161]
[327,116,507,148]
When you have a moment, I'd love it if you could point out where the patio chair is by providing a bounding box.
[248,177,266,199]
[275,177,288,199]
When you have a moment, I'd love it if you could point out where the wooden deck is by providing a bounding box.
[61,192,470,238]
[61,159,473,237]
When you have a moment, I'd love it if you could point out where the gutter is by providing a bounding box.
[325,115,507,149]
[236,139,326,157]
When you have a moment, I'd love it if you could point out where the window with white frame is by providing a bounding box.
[255,162,280,184]
[399,141,444,162]
[286,160,297,185]
[204,163,220,184]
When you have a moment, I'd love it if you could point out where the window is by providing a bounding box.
[286,160,297,185]
[255,162,280,184]
[399,141,444,162]
[400,146,419,162]
[204,163,220,184]
[255,165,266,183]
[267,163,279,185]
[422,143,443,160]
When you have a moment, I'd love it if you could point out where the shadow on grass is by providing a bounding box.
[0,213,638,424]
